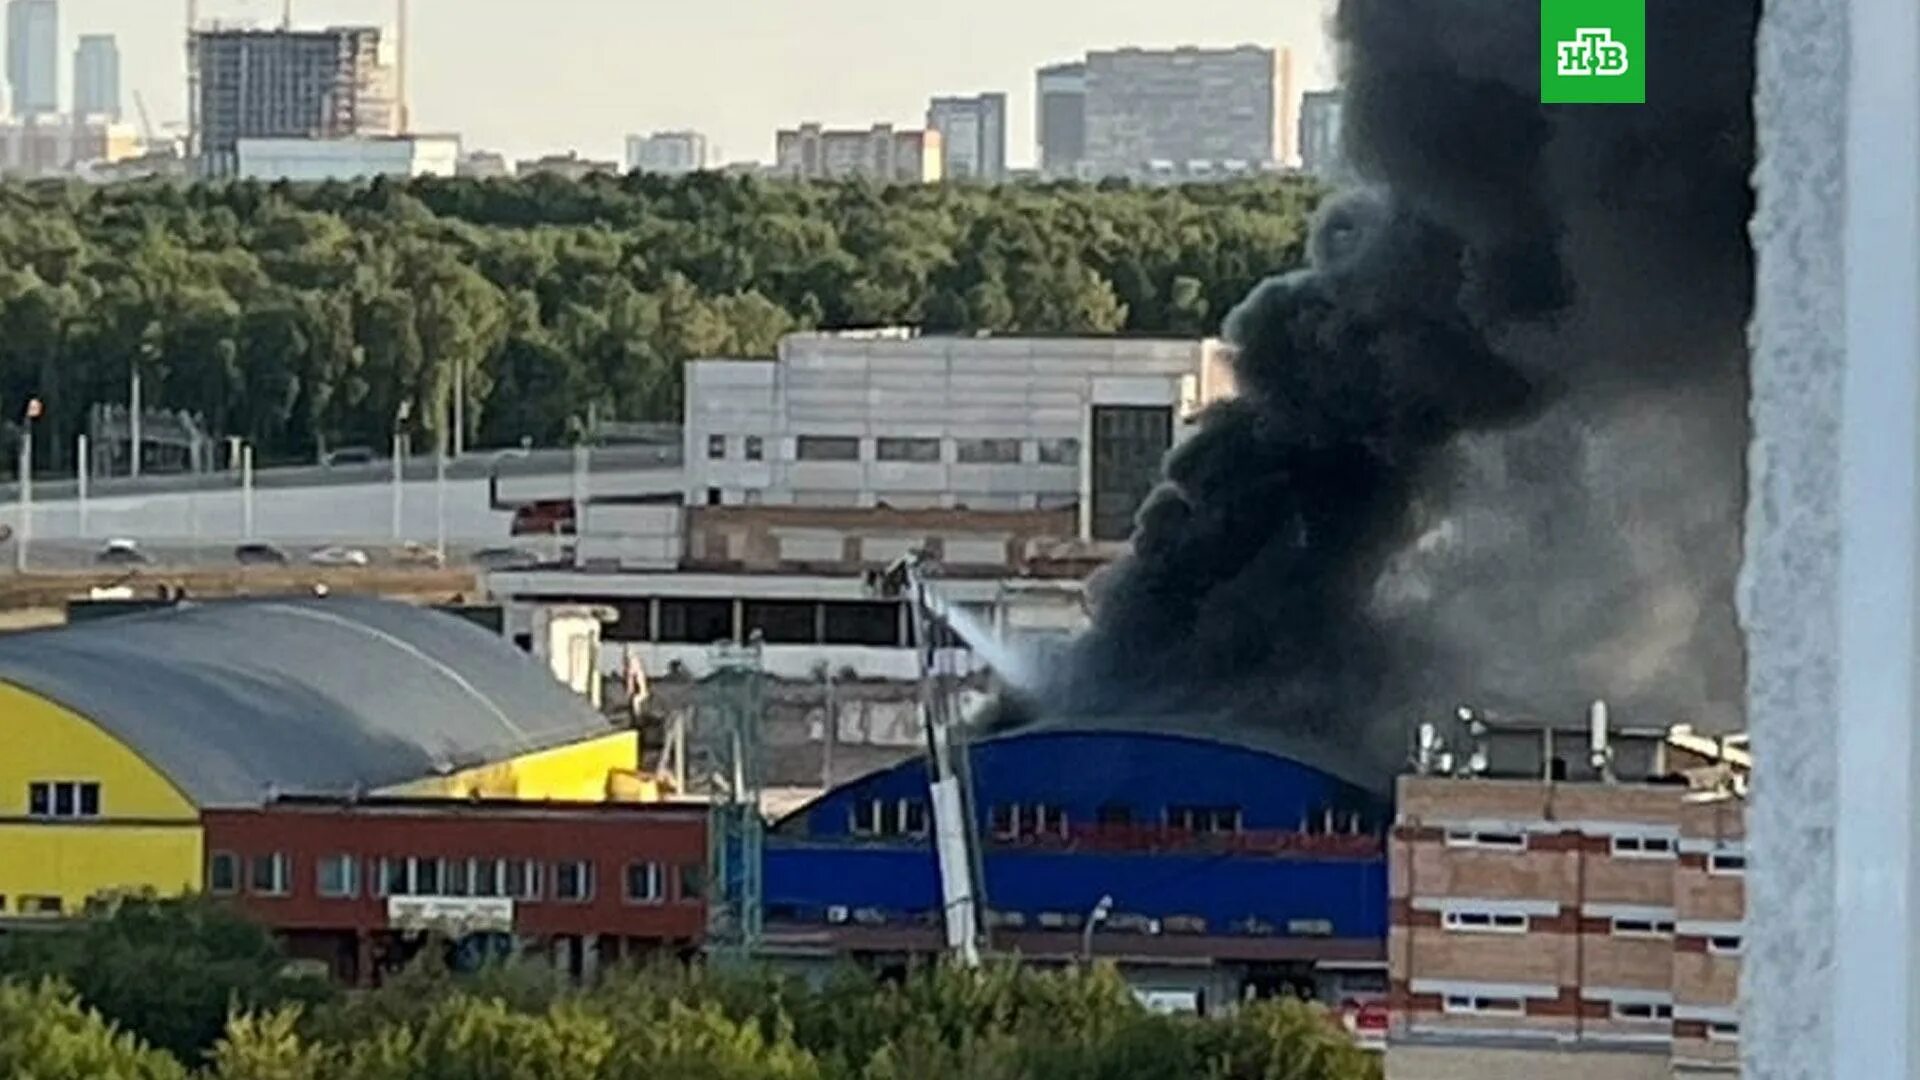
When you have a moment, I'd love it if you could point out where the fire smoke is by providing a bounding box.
[1044,0,1756,772]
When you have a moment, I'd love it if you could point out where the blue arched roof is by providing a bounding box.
[780,728,1388,838]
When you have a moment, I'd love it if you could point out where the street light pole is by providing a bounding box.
[392,400,411,540]
[75,433,88,539]
[241,442,255,540]
[15,401,35,572]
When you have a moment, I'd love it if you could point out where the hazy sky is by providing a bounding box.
[57,0,1335,165]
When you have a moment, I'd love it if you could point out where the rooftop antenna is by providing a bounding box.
[395,0,410,133]
[281,0,292,29]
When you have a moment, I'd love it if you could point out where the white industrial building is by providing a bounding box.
[625,130,711,175]
[234,134,460,182]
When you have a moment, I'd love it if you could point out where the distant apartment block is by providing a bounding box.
[4,0,56,117]
[1299,90,1344,179]
[625,130,711,175]
[516,151,618,180]
[191,27,397,178]
[236,134,459,182]
[926,93,1006,182]
[0,115,139,178]
[73,34,119,121]
[1035,62,1086,179]
[774,123,943,183]
[458,150,512,178]
[1063,45,1282,181]
[1388,716,1747,1080]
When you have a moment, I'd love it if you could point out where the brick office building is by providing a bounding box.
[203,797,708,984]
[1386,716,1746,1080]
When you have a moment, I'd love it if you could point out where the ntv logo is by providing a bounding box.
[1540,0,1644,103]
[1556,28,1630,77]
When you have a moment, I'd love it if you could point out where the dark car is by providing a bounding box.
[234,542,289,566]
[471,546,541,570]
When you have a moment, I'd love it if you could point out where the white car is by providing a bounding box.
[308,546,370,567]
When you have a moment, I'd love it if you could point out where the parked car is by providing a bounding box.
[95,538,150,566]
[321,446,375,468]
[233,542,288,566]
[397,541,444,567]
[308,546,370,567]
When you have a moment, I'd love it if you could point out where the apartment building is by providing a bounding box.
[626,130,711,175]
[1387,715,1746,1080]
[926,94,1006,182]
[1078,45,1284,181]
[1299,90,1344,180]
[774,123,942,183]
[1036,62,1087,178]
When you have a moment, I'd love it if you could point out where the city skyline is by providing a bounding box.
[53,0,1333,165]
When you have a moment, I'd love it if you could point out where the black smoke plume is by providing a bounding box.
[1040,0,1756,774]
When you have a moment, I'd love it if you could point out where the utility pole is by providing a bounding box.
[452,359,465,459]
[392,400,411,540]
[128,364,142,479]
[241,442,255,539]
[75,434,88,539]
[16,398,39,573]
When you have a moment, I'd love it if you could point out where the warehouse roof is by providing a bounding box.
[0,597,617,808]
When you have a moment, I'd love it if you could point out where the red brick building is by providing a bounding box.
[202,797,709,984]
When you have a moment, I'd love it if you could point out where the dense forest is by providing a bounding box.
[0,897,1380,1079]
[0,174,1319,470]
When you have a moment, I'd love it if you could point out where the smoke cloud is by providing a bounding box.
[1044,0,1756,774]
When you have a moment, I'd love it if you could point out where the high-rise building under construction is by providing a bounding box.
[190,26,397,178]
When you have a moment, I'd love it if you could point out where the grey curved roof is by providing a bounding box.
[0,597,617,808]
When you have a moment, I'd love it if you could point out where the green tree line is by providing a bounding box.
[0,897,1379,1079]
[0,174,1318,472]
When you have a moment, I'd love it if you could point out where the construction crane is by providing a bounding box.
[132,92,159,150]
[874,551,989,968]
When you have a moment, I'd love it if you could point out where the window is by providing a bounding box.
[1611,917,1676,938]
[1167,805,1242,834]
[554,860,594,902]
[472,858,503,898]
[707,434,727,460]
[899,800,928,836]
[1441,994,1525,1017]
[822,601,901,646]
[796,435,860,462]
[1610,834,1677,859]
[27,781,100,820]
[1708,1022,1741,1043]
[744,600,817,644]
[444,856,471,897]
[317,855,359,899]
[990,803,1019,840]
[706,487,722,506]
[378,857,409,897]
[22,895,61,916]
[1708,934,1744,956]
[658,598,733,644]
[956,437,1021,464]
[852,798,886,836]
[411,856,441,896]
[1037,437,1080,465]
[1709,851,1747,876]
[504,859,541,901]
[876,437,941,463]
[1611,1002,1674,1022]
[1443,829,1527,851]
[679,864,707,902]
[625,861,663,903]
[1442,910,1530,934]
[208,852,239,895]
[1032,804,1067,838]
[249,853,290,896]
[1096,802,1134,826]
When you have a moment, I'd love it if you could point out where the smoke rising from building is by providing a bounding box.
[1045,0,1756,771]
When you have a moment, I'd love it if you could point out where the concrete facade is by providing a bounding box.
[681,331,1228,520]
[926,93,1006,182]
[235,134,459,182]
[773,123,942,183]
[1080,46,1280,180]
[1036,62,1086,178]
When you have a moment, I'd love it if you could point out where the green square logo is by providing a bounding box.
[1541,0,1645,104]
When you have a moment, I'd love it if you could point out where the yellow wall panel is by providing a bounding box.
[0,680,203,913]
[379,731,643,802]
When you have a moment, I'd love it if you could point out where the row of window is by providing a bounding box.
[709,434,1081,466]
[1439,995,1739,1039]
[846,799,1253,840]
[208,853,704,906]
[1439,909,1744,954]
[1440,828,1748,874]
[26,781,101,819]
[0,895,63,916]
